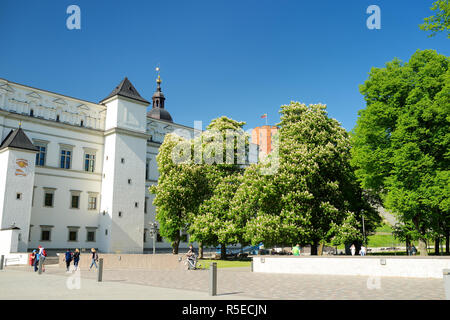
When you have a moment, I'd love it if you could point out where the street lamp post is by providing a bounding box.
[149,222,158,255]
[362,214,366,247]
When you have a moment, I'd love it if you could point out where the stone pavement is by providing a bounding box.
[1,264,446,300]
[0,269,254,300]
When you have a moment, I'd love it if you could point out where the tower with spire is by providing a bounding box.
[147,69,173,123]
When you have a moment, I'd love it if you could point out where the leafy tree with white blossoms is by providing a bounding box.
[149,133,208,254]
[188,116,249,259]
[235,102,380,254]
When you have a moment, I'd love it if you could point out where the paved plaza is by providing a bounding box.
[0,264,446,300]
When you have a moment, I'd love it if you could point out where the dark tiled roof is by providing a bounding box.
[100,77,150,105]
[0,128,39,152]
[147,108,173,123]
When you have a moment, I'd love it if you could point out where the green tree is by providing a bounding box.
[420,0,450,38]
[351,50,450,255]
[149,133,207,254]
[188,116,249,259]
[236,102,380,254]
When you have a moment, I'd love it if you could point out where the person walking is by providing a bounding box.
[292,244,300,256]
[89,248,98,270]
[30,250,37,268]
[359,245,367,256]
[350,244,356,256]
[73,249,80,271]
[34,249,40,272]
[64,249,73,272]
[38,246,47,272]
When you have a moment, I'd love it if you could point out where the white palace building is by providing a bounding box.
[0,76,257,255]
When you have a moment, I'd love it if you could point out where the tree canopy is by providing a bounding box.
[351,49,450,255]
[420,0,450,38]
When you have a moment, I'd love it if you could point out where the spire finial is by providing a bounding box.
[155,66,162,91]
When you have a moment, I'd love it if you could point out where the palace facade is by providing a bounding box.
[0,76,257,254]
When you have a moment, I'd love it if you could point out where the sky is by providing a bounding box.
[0,0,448,132]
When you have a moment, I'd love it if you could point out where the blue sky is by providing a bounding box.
[0,0,448,132]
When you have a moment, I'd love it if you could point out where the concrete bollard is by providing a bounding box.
[97,258,103,282]
[0,255,4,270]
[444,269,450,300]
[209,262,217,296]
[38,259,43,275]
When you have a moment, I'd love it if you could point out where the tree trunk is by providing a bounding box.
[220,244,226,260]
[198,243,204,259]
[405,235,411,255]
[172,238,180,255]
[310,240,319,256]
[435,238,440,255]
[318,242,324,256]
[413,216,428,256]
[418,238,428,256]
[446,229,449,254]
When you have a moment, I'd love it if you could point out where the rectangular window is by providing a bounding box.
[16,193,22,200]
[88,195,97,210]
[71,195,80,209]
[44,193,54,207]
[35,145,46,166]
[41,230,51,241]
[143,229,148,243]
[86,230,96,242]
[68,230,78,241]
[144,197,148,214]
[84,153,95,172]
[146,160,149,180]
[60,149,72,169]
[156,232,163,243]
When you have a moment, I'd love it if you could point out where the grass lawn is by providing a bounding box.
[198,259,251,269]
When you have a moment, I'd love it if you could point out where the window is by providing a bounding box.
[84,151,96,172]
[128,179,132,184]
[143,229,148,242]
[80,120,84,127]
[43,188,55,207]
[144,197,148,214]
[135,202,138,208]
[60,149,72,169]
[156,232,163,242]
[16,193,22,200]
[70,190,81,209]
[105,229,108,236]
[71,195,80,209]
[86,228,97,242]
[118,211,122,217]
[88,194,97,210]
[40,226,53,241]
[67,227,79,242]
[44,193,53,207]
[69,231,77,241]
[35,145,46,166]
[146,160,149,180]
[56,115,60,122]
[30,109,34,117]
[121,158,125,164]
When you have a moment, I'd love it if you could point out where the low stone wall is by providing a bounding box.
[253,256,450,279]
[58,253,184,271]
[1,253,29,266]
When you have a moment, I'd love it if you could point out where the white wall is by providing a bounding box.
[253,256,450,279]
